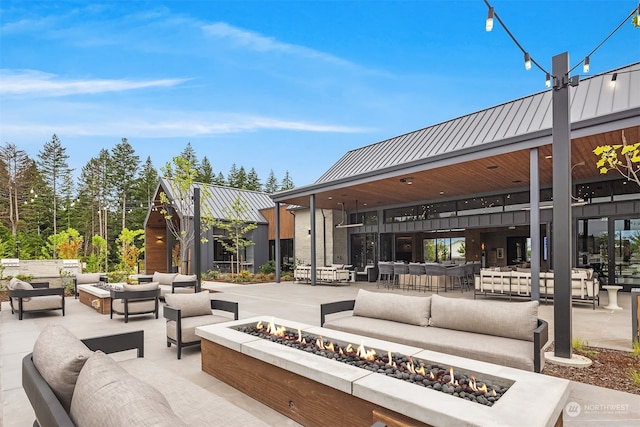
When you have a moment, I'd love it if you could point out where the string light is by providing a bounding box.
[524,52,531,71]
[486,7,494,32]
[583,56,590,73]
[610,73,617,88]
[545,73,551,88]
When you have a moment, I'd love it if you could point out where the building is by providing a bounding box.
[144,178,294,275]
[272,63,640,291]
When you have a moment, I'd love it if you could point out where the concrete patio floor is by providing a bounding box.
[1,280,639,426]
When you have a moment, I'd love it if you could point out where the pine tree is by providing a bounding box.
[130,156,158,230]
[235,166,247,189]
[111,138,140,234]
[264,169,279,194]
[180,142,199,170]
[37,134,73,255]
[246,167,261,191]
[213,172,226,186]
[197,156,214,184]
[227,163,239,188]
[280,170,295,191]
[0,143,32,236]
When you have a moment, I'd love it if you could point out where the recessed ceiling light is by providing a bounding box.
[328,196,333,200]
[439,191,445,195]
[545,155,552,159]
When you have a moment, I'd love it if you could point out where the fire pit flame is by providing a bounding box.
[249,320,505,404]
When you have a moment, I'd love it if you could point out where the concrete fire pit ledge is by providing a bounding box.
[197,317,570,427]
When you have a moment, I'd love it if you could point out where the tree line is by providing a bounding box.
[0,135,295,263]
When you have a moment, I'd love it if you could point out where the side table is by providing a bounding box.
[602,285,623,310]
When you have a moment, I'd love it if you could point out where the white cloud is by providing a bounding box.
[0,69,189,97]
[202,22,355,67]
[1,109,368,140]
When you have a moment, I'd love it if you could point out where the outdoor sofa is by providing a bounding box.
[73,272,107,299]
[294,264,353,285]
[22,325,271,427]
[475,267,600,308]
[7,278,65,320]
[109,282,161,323]
[321,289,547,372]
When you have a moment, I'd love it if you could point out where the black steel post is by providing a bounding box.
[310,194,316,286]
[530,148,540,301]
[194,187,201,292]
[552,52,572,359]
[275,202,281,283]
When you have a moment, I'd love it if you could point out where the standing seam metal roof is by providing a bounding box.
[158,177,274,223]
[315,63,640,184]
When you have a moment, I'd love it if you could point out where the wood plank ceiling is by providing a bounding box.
[279,126,639,211]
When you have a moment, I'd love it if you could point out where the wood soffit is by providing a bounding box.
[279,127,639,211]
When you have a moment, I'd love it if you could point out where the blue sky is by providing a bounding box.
[1,0,639,187]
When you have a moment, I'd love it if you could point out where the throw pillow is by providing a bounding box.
[70,352,187,427]
[353,289,431,326]
[32,325,93,412]
[164,291,212,318]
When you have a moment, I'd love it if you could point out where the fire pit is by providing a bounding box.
[197,317,570,427]
[238,320,510,406]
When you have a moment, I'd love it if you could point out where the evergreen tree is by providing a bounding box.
[180,142,199,170]
[0,143,32,236]
[213,172,226,186]
[37,134,73,255]
[246,167,261,191]
[197,156,214,184]
[235,166,247,189]
[110,138,140,233]
[227,163,239,188]
[280,170,295,191]
[264,169,279,194]
[129,156,158,232]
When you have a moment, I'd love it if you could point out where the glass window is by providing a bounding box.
[457,196,503,216]
[577,218,609,282]
[350,211,378,225]
[576,182,611,203]
[420,201,456,219]
[384,206,417,223]
[612,179,640,201]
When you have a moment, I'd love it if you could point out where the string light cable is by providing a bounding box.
[484,0,639,86]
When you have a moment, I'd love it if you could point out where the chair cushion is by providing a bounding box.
[123,282,159,292]
[32,325,93,412]
[152,272,179,285]
[75,273,102,284]
[112,299,157,314]
[353,289,431,327]
[430,294,538,342]
[167,314,233,343]
[164,291,211,318]
[173,274,197,283]
[70,352,186,427]
[22,295,63,310]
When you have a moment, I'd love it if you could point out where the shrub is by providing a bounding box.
[259,260,276,274]
[234,270,252,282]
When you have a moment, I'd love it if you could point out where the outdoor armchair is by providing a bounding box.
[163,291,238,359]
[7,278,65,320]
[110,282,161,323]
[140,271,199,299]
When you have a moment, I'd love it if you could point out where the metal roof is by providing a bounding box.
[158,177,275,224]
[315,63,640,184]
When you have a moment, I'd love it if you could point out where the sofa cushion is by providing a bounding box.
[353,289,430,326]
[112,299,157,314]
[430,294,538,341]
[22,295,63,311]
[70,351,187,427]
[123,282,159,292]
[167,314,232,343]
[153,271,178,285]
[32,325,93,412]
[174,274,197,283]
[324,316,535,371]
[75,272,102,284]
[165,291,211,318]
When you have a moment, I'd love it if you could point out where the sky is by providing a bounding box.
[1,0,639,188]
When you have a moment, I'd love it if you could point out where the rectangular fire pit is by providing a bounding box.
[197,317,569,427]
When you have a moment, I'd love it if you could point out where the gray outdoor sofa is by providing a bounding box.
[22,325,271,427]
[321,290,548,373]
